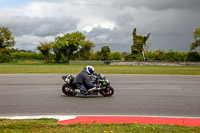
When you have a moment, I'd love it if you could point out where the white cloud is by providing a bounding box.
[0,11,79,37]
[14,35,55,50]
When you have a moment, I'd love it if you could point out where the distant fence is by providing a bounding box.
[104,61,200,66]
[69,60,200,66]
[69,60,104,65]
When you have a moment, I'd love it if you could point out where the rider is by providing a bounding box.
[75,65,95,95]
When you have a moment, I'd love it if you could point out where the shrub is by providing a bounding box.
[111,52,122,60]
[11,51,44,60]
[186,51,200,62]
[0,49,14,62]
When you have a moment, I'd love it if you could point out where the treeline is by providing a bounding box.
[1,48,200,63]
[126,50,200,62]
[1,25,200,63]
[0,48,43,63]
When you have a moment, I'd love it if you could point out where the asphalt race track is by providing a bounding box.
[0,74,200,117]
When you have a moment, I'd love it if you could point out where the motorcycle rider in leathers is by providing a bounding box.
[75,65,95,95]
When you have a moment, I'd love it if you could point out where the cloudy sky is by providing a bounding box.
[0,0,200,52]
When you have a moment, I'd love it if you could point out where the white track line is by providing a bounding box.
[0,115,77,121]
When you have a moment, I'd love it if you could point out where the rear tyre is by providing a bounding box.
[62,83,77,96]
[100,85,114,97]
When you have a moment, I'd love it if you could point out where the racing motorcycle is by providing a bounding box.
[61,73,114,97]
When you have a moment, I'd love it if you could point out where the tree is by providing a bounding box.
[154,49,167,61]
[190,27,200,51]
[0,48,14,62]
[53,31,86,63]
[0,26,15,49]
[186,51,200,62]
[111,52,122,60]
[99,46,112,60]
[121,52,129,59]
[78,40,95,60]
[37,41,53,62]
[131,28,151,61]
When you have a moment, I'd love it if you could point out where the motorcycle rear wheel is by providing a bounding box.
[62,83,77,96]
[100,85,114,97]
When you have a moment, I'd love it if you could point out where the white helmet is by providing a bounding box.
[86,65,94,74]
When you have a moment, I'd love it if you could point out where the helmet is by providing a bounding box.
[86,65,94,74]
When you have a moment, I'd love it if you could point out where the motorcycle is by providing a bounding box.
[61,73,114,97]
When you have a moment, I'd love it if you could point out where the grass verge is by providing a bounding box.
[0,63,200,75]
[0,119,200,133]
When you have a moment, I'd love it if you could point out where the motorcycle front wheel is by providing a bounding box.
[100,85,114,97]
[62,83,77,96]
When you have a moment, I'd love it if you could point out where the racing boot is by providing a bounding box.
[80,88,89,95]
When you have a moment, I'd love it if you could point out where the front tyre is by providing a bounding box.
[62,83,77,96]
[100,85,114,97]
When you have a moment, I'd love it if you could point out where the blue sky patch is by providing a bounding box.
[0,0,28,8]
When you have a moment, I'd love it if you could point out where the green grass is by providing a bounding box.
[0,63,200,75]
[0,119,200,133]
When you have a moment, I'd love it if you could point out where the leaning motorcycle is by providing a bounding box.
[61,74,114,97]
